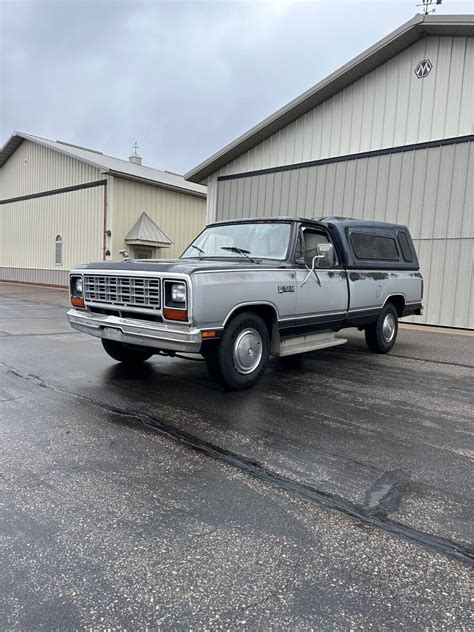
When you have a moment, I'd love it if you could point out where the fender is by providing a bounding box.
[222,301,280,327]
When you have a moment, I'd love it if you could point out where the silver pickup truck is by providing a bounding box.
[67,217,423,390]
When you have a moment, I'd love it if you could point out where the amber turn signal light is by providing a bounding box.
[163,307,188,321]
[201,330,217,338]
[71,296,85,308]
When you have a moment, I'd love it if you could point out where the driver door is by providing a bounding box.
[293,226,348,332]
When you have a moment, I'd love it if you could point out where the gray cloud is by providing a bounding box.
[1,0,472,174]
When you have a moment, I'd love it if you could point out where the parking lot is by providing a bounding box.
[1,281,473,629]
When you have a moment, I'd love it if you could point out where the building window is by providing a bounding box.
[55,235,63,266]
[133,247,154,259]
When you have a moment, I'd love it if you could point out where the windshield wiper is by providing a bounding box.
[221,246,259,263]
[190,244,205,258]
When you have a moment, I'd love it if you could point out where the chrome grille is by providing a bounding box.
[84,275,161,310]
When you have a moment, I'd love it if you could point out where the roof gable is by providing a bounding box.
[0,132,206,197]
[125,212,173,246]
[185,14,474,183]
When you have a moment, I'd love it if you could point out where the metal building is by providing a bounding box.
[0,132,206,286]
[185,14,474,329]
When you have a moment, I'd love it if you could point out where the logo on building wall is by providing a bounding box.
[414,59,433,78]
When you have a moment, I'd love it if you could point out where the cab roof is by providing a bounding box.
[207,215,410,232]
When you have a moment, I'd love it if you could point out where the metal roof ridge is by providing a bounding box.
[0,131,207,196]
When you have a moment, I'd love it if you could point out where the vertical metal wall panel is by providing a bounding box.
[214,36,473,179]
[0,186,104,273]
[0,139,104,284]
[461,142,474,238]
[215,140,473,328]
[0,268,69,286]
[0,140,101,199]
[110,177,206,260]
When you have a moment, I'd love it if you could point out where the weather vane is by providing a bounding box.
[133,141,139,153]
[417,0,443,15]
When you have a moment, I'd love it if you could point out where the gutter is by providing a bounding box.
[104,170,207,199]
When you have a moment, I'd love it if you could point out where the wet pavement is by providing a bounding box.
[1,282,473,630]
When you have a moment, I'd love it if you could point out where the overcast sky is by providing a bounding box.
[1,0,472,174]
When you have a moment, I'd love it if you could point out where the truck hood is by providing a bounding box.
[72,258,289,275]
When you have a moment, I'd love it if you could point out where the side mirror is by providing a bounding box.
[315,243,334,268]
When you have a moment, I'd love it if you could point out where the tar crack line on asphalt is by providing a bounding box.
[2,360,473,567]
[363,469,410,517]
[342,346,474,370]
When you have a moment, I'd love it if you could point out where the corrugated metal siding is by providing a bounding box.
[0,268,69,286]
[111,177,206,259]
[0,140,101,199]
[215,140,473,328]
[0,185,105,271]
[216,36,473,178]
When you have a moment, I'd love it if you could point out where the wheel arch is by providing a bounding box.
[223,301,279,334]
[383,293,406,317]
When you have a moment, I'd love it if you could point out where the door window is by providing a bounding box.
[298,229,337,268]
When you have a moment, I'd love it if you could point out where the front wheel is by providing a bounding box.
[365,304,399,353]
[101,338,154,365]
[204,312,270,390]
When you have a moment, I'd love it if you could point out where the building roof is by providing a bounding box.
[125,212,173,247]
[185,13,474,183]
[0,132,206,197]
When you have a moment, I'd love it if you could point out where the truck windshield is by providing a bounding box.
[181,222,291,261]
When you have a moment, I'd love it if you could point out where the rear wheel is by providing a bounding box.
[101,338,154,365]
[204,312,270,390]
[365,303,399,353]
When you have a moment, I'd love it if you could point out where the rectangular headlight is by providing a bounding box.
[171,282,186,303]
[70,275,83,297]
[70,275,85,307]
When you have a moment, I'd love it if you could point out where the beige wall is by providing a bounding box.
[215,140,474,329]
[0,141,105,282]
[0,185,105,272]
[0,139,101,199]
[110,176,206,259]
[0,140,206,284]
[209,36,473,188]
[204,34,473,329]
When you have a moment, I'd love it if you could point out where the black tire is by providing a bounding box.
[365,303,399,353]
[101,338,154,365]
[205,312,270,390]
[203,347,226,387]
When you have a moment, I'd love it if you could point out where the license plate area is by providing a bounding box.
[102,327,124,341]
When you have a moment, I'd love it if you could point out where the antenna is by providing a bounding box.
[417,0,443,15]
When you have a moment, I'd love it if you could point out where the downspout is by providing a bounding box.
[102,177,108,260]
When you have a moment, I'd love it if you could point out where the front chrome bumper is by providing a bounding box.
[67,308,202,353]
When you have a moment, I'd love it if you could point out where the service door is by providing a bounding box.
[288,226,348,334]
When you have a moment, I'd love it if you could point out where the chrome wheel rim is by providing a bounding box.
[233,328,263,374]
[382,313,396,343]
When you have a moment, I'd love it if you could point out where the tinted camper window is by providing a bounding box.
[397,231,413,262]
[350,233,378,259]
[377,236,399,260]
[350,232,399,260]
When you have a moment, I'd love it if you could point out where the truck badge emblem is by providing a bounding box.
[278,285,295,293]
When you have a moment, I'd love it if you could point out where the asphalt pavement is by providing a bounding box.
[0,282,473,630]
